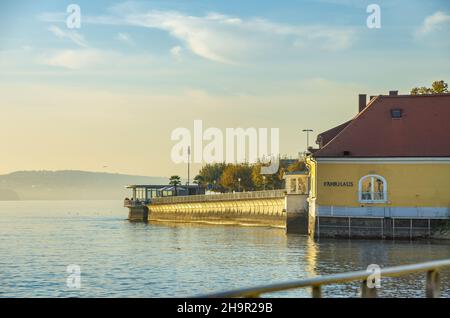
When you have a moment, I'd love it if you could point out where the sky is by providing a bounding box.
[0,0,449,178]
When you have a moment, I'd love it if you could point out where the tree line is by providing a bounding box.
[192,160,306,193]
[410,80,448,95]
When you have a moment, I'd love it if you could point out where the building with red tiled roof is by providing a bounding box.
[314,93,450,157]
[305,91,450,226]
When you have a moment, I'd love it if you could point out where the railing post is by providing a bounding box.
[348,216,351,239]
[361,280,377,298]
[311,286,322,298]
[426,270,440,298]
[317,215,320,238]
[410,218,413,240]
[392,218,395,239]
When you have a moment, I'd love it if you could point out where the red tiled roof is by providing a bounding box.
[316,120,351,148]
[314,94,450,157]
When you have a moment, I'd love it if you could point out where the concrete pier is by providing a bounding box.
[124,191,448,239]
[149,190,287,228]
[125,190,312,234]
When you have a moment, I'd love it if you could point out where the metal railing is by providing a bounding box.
[197,259,450,298]
[315,216,440,239]
[151,189,286,205]
[317,206,449,218]
[123,199,150,207]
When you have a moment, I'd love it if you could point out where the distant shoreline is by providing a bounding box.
[0,199,124,202]
[0,170,169,202]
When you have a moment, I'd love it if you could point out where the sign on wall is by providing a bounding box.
[323,181,354,187]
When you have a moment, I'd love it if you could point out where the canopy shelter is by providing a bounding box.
[126,184,205,201]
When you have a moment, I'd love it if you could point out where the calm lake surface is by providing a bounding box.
[0,200,449,298]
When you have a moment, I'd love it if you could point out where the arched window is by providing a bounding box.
[358,175,387,203]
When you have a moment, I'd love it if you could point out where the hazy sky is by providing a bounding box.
[1,0,449,177]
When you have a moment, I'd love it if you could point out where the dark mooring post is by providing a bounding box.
[286,194,314,235]
[128,206,149,222]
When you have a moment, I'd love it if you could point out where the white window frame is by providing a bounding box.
[358,174,387,203]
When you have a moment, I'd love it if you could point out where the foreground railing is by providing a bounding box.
[197,259,450,298]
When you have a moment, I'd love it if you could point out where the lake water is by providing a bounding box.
[0,200,449,298]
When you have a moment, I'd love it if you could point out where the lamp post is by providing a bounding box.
[238,177,241,192]
[187,146,190,196]
[302,129,313,151]
[263,175,266,191]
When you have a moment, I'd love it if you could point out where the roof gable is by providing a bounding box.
[314,94,450,157]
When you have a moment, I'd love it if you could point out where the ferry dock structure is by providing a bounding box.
[124,91,450,239]
[124,184,311,235]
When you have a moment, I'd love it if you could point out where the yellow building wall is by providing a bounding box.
[315,162,450,207]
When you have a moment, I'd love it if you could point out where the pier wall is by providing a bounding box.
[149,198,286,227]
[148,190,288,228]
[146,191,311,233]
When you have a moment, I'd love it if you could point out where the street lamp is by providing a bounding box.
[238,177,241,192]
[302,129,313,151]
[263,175,266,191]
[187,146,190,196]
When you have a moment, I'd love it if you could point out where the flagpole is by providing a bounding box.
[187,146,190,196]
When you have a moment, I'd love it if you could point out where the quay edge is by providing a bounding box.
[125,190,313,235]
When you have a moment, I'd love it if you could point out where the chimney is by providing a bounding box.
[389,90,398,96]
[358,94,367,112]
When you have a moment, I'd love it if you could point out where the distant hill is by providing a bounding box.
[0,170,169,200]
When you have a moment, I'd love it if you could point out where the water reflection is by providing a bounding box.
[305,238,318,279]
[0,201,449,298]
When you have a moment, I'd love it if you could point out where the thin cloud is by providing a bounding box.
[39,49,109,70]
[416,11,450,37]
[123,10,355,64]
[117,32,134,45]
[37,49,157,71]
[48,25,88,47]
[39,8,355,65]
[38,12,65,23]
[170,46,182,62]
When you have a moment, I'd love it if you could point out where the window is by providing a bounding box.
[286,176,308,194]
[298,178,307,194]
[390,108,403,118]
[358,175,387,203]
[289,178,297,194]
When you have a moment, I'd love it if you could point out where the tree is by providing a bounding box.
[197,163,226,191]
[431,80,448,93]
[220,164,253,192]
[411,80,448,95]
[169,175,181,196]
[194,156,297,193]
[286,160,306,173]
[251,164,265,190]
[251,164,282,190]
[193,174,205,186]
[192,175,205,195]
